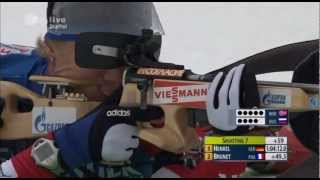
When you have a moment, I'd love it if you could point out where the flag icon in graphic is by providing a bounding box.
[255,146,265,152]
[256,153,265,160]
[278,118,288,125]
[278,110,288,117]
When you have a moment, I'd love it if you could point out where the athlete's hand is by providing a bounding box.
[206,64,259,131]
[53,103,163,170]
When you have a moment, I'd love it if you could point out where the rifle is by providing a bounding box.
[0,71,317,153]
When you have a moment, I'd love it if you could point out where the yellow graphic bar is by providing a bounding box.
[204,136,266,145]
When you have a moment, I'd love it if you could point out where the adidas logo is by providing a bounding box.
[106,109,131,117]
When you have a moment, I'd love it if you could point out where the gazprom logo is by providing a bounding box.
[262,91,287,105]
[34,107,66,133]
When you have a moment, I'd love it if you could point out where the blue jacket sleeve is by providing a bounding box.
[0,43,48,94]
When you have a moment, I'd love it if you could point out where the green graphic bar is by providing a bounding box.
[204,136,266,145]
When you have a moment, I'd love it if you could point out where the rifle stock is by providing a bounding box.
[0,77,100,140]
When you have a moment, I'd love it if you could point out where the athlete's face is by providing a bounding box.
[46,41,124,101]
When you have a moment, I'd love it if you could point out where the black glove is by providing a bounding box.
[53,101,164,171]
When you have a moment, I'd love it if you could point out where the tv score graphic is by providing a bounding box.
[204,136,288,162]
[236,109,289,126]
